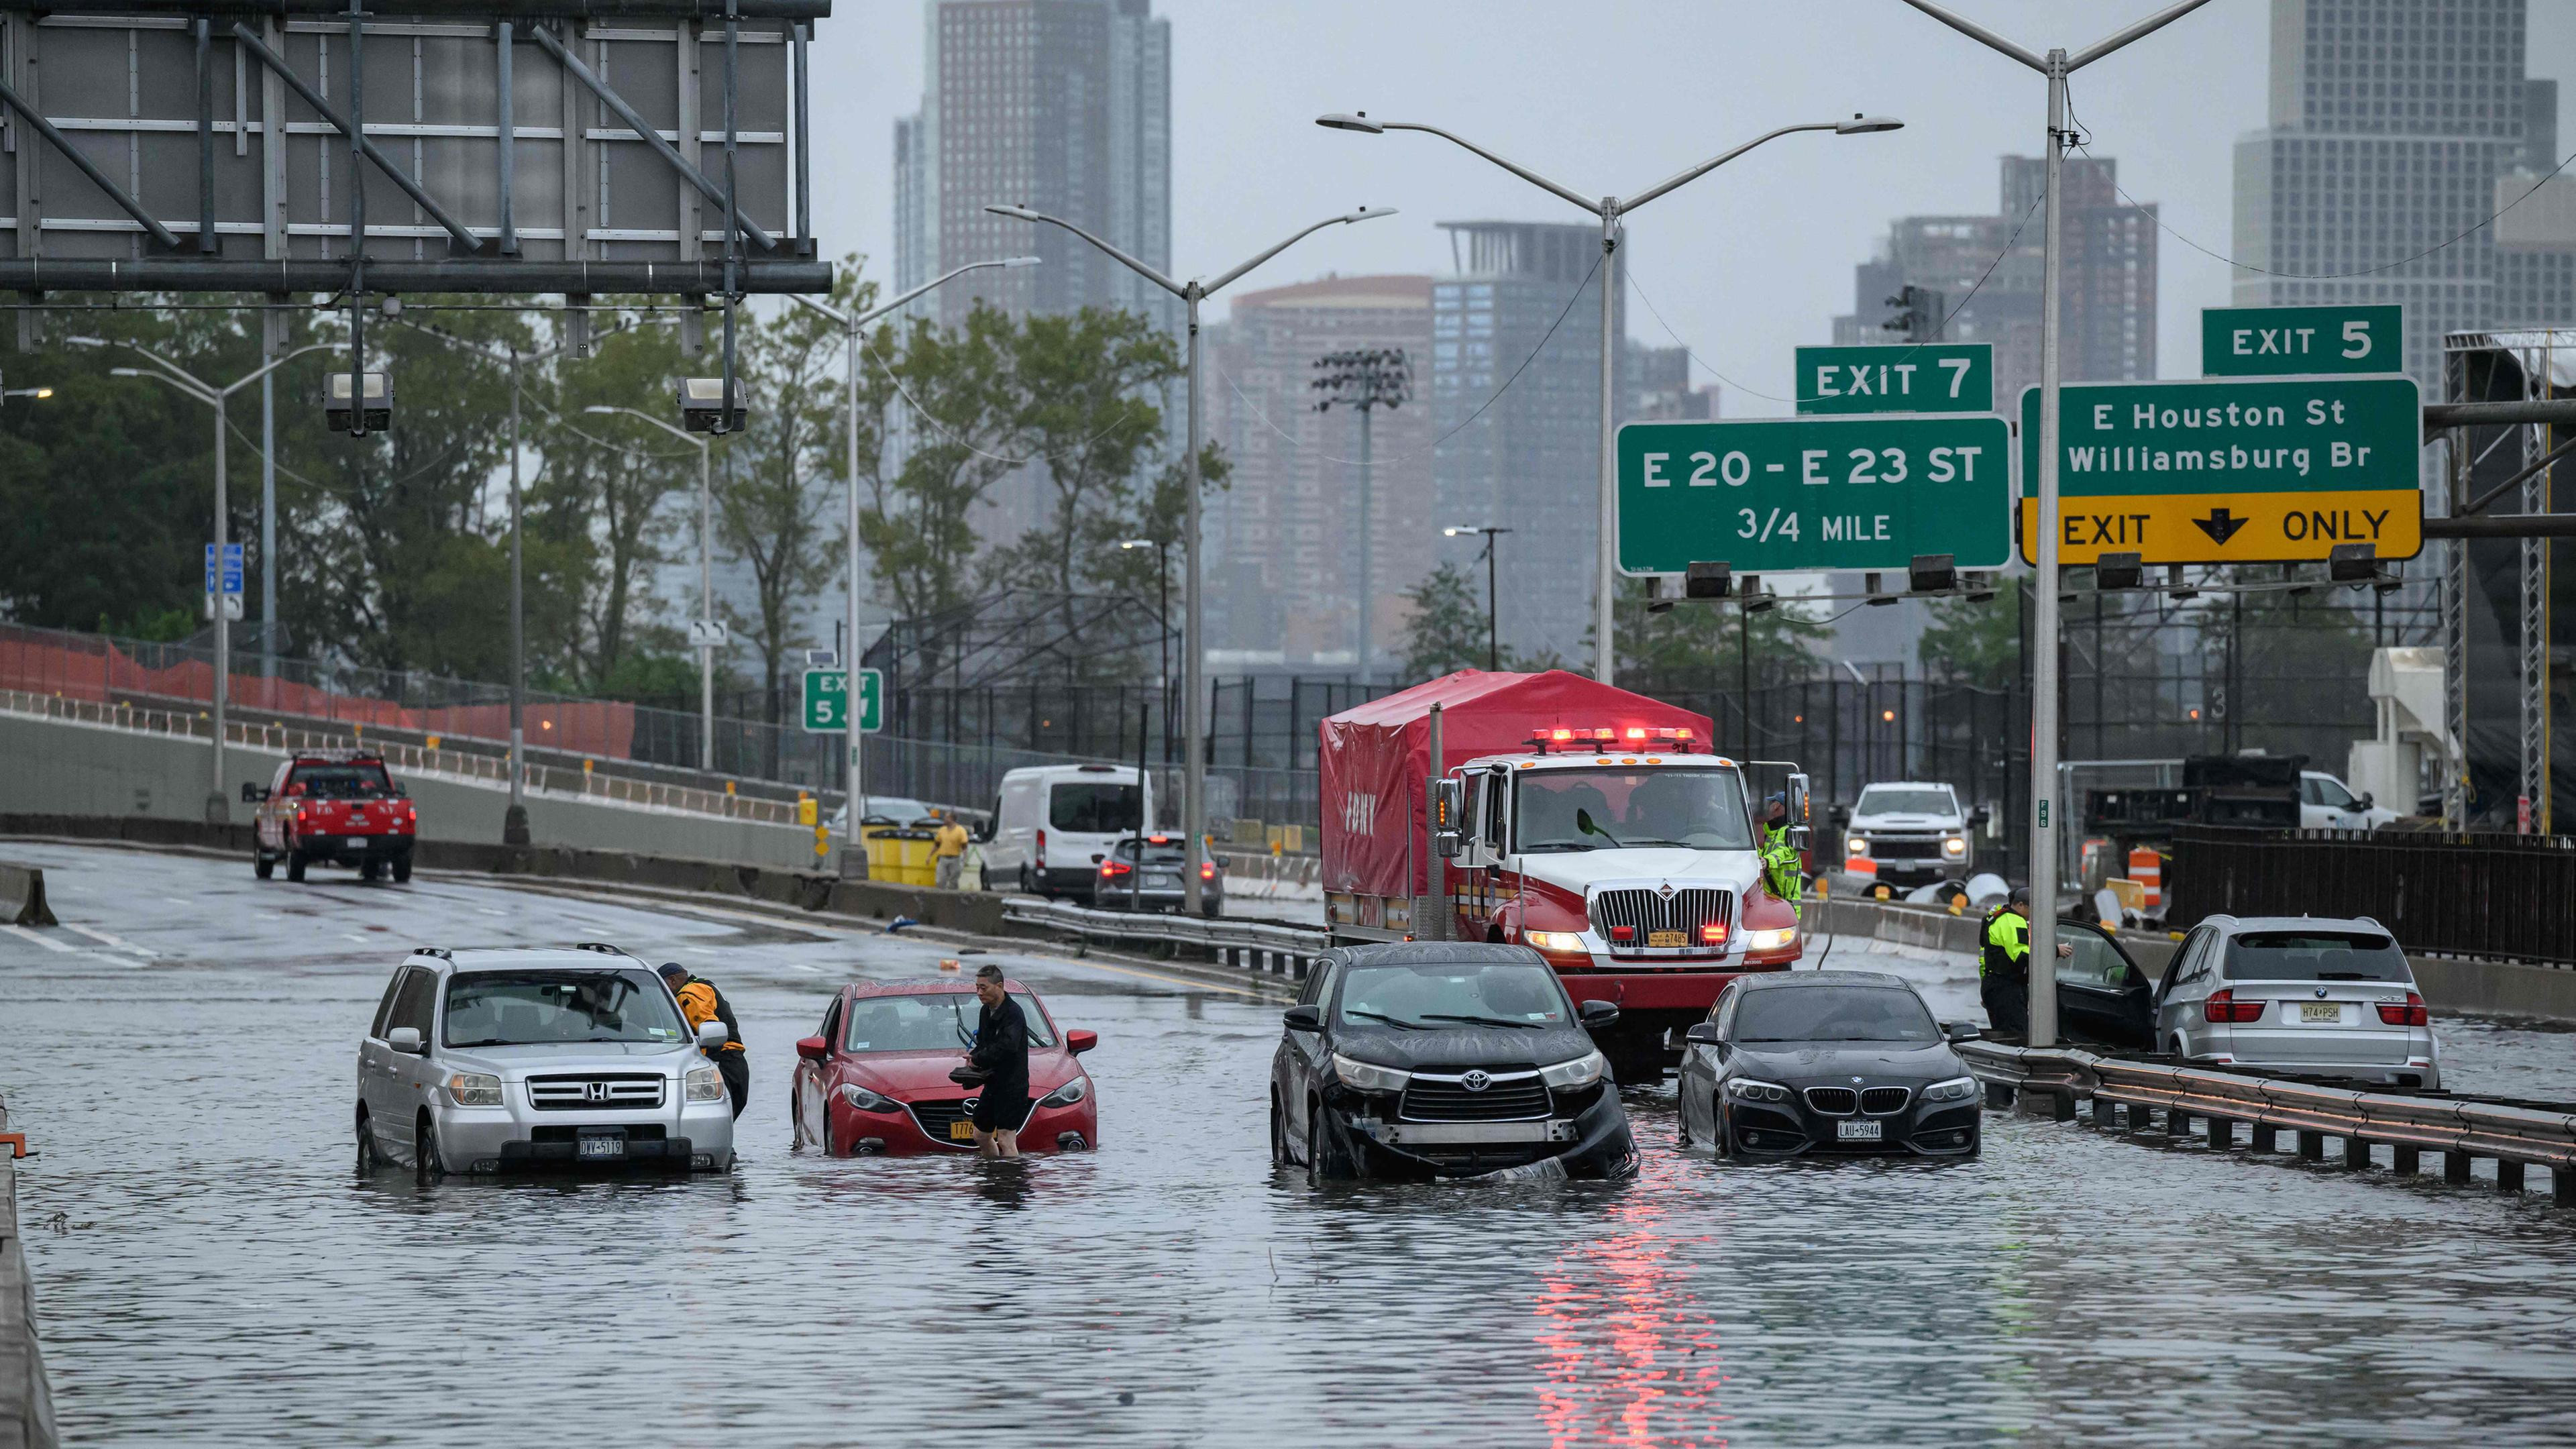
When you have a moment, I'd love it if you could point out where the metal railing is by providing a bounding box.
[1957,1040,2575,1201]
[1001,896,1329,974]
[2168,825,2576,965]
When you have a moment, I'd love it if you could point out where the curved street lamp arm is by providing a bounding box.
[839,256,1042,331]
[1376,121,1601,215]
[115,368,213,405]
[1622,122,1844,213]
[105,340,216,400]
[588,403,706,452]
[218,341,345,400]
[986,205,1181,297]
[2069,0,2216,71]
[1204,207,1397,297]
[1899,0,2047,71]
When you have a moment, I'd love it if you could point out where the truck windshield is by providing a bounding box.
[442,970,688,1048]
[292,763,392,798]
[1855,787,1954,816]
[1514,768,1752,853]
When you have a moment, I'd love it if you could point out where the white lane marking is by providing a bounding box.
[64,924,154,957]
[478,908,506,917]
[788,963,822,973]
[682,947,717,955]
[3,925,76,954]
[343,932,370,943]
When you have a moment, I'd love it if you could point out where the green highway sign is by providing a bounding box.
[801,667,882,733]
[1793,342,1993,413]
[2015,374,2422,566]
[2202,304,2403,376]
[1617,415,2012,575]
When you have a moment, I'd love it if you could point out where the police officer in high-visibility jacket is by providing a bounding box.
[1758,795,1805,920]
[660,962,749,1118]
[1980,885,2071,1038]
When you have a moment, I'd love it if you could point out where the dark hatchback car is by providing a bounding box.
[1089,833,1224,916]
[1677,971,1984,1160]
[1270,943,1636,1183]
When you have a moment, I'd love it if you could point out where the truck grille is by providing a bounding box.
[906,1098,974,1145]
[1401,1071,1550,1122]
[1803,1087,1859,1115]
[1591,888,1733,944]
[526,1073,666,1111]
[1862,1087,1911,1115]
[1864,834,1944,853]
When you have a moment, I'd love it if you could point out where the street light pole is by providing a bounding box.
[1319,110,1900,686]
[987,201,1393,915]
[1902,0,2212,1048]
[586,404,716,771]
[80,337,341,824]
[791,255,1039,849]
[1444,525,1513,671]
[1118,535,1173,804]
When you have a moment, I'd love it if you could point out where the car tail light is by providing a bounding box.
[1099,860,1131,879]
[1700,922,1727,945]
[1199,861,1216,881]
[2376,992,2428,1026]
[1609,924,1635,943]
[2204,989,2265,1024]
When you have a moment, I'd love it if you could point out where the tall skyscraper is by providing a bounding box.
[2232,0,2567,383]
[892,0,1173,334]
[1432,221,1625,665]
[1202,276,1435,669]
[1833,155,2158,402]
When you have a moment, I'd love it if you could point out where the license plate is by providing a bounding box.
[346,836,369,849]
[2301,1002,2341,1023]
[1647,930,1688,948]
[948,1120,975,1141]
[578,1136,625,1159]
[1836,1120,1883,1141]
[1146,874,1179,888]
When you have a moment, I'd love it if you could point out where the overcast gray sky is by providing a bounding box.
[806,1,2571,417]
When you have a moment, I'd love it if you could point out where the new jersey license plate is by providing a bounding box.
[345,836,370,849]
[1647,930,1688,948]
[1835,1120,1883,1141]
[2300,1002,2341,1022]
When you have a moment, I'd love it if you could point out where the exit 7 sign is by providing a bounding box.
[1793,342,1993,414]
[801,667,881,733]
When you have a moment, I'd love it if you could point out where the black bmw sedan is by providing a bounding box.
[1270,942,1638,1182]
[1676,971,1984,1159]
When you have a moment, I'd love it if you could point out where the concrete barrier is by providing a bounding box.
[0,1100,60,1449]
[0,867,52,928]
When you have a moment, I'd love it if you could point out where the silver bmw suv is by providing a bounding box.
[356,944,739,1176]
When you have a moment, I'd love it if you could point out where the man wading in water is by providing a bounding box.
[967,964,1032,1159]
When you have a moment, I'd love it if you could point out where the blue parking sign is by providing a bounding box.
[205,542,244,594]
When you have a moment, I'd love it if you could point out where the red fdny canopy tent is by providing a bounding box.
[1318,669,1717,899]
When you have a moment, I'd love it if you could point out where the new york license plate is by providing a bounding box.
[949,1120,975,1141]
[1836,1120,1883,1141]
[578,1136,625,1159]
[345,836,369,849]
[1647,930,1688,948]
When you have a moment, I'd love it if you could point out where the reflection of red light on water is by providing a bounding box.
[1529,1195,1730,1448]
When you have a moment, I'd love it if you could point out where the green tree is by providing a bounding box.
[1399,563,1490,677]
[539,317,699,691]
[1613,576,1827,692]
[979,307,1178,601]
[1918,584,2023,683]
[857,303,1018,619]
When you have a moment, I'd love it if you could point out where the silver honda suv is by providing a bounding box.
[356,944,738,1176]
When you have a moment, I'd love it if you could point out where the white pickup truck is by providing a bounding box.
[1835,782,1984,893]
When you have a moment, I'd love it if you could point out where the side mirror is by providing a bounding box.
[1943,1021,1982,1043]
[1066,1028,1098,1055]
[1786,771,1813,830]
[1788,825,1812,851]
[1829,802,1850,828]
[2357,792,2375,810]
[1968,806,1991,830]
[387,1026,424,1054]
[241,782,269,802]
[696,1020,731,1049]
[795,1034,828,1063]
[1431,777,1465,859]
[1683,1021,1724,1046]
[393,782,409,798]
[1578,998,1620,1029]
[1283,1004,1323,1032]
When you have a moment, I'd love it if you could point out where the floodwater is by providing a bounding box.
[5,841,2575,1448]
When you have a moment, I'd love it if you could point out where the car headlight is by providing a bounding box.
[1038,1077,1089,1108]
[1847,837,1869,857]
[445,1072,503,1107]
[1330,1053,1410,1093]
[1923,1075,1978,1103]
[837,1083,900,1114]
[1539,1050,1607,1090]
[1725,1078,1793,1104]
[1942,836,1967,857]
[1522,930,1587,953]
[1746,926,1798,951]
[684,1065,726,1102]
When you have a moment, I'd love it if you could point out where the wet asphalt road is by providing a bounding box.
[5,839,2576,1448]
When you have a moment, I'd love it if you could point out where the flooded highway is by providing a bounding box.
[5,840,2576,1446]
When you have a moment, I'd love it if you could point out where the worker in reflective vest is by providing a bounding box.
[1758,796,1805,920]
[1980,885,2070,1038]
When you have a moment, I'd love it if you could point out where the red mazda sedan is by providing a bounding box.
[790,979,1099,1156]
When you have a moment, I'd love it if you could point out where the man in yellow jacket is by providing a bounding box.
[660,962,749,1118]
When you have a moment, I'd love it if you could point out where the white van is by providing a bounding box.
[983,764,1153,898]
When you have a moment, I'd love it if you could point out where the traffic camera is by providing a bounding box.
[678,376,748,434]
[326,371,392,431]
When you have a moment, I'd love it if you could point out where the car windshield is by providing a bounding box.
[1112,837,1187,864]
[1856,788,1954,816]
[1051,780,1140,834]
[1735,985,1939,1043]
[2224,931,2412,982]
[1514,768,1752,853]
[442,970,688,1048]
[1336,961,1570,1029]
[841,991,1057,1052]
[292,763,392,798]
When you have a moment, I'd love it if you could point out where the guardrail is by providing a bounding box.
[0,1096,60,1449]
[1001,897,1330,978]
[2,688,802,826]
[1957,1040,2575,1205]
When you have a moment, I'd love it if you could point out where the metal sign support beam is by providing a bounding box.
[529,22,776,254]
[229,23,490,257]
[0,72,184,251]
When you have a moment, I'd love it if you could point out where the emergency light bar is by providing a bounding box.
[1525,725,1697,754]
